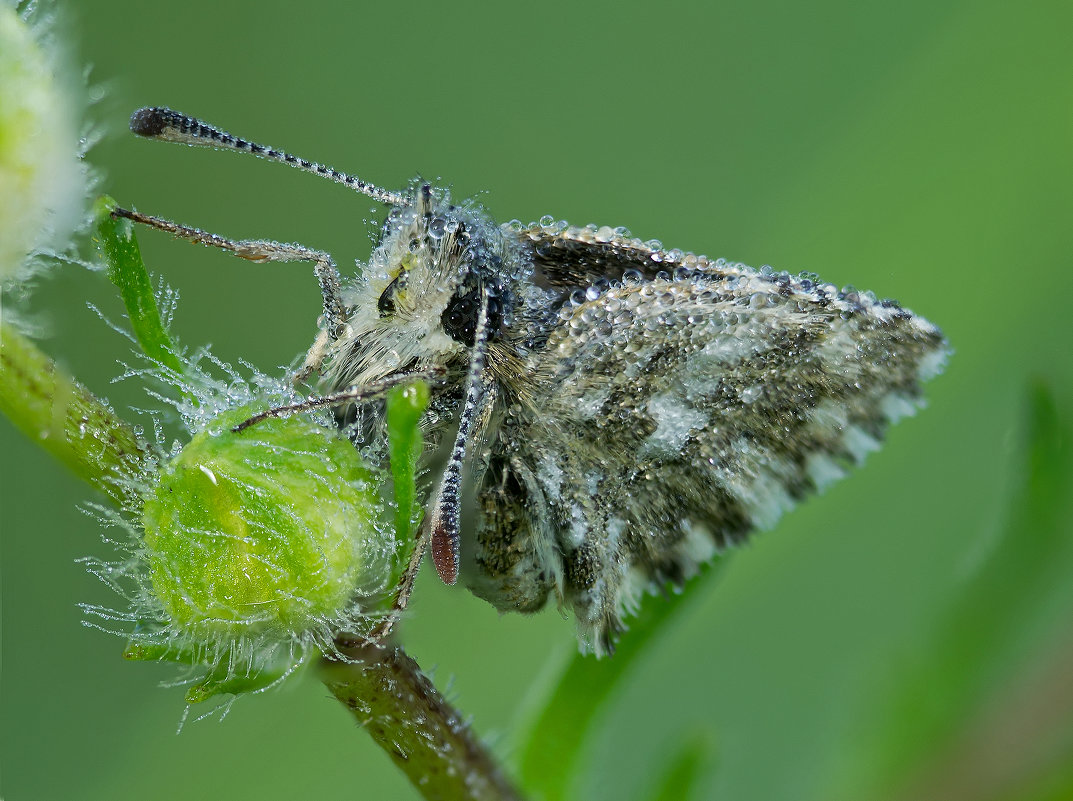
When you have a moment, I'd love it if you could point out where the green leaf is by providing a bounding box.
[92,195,184,377]
[124,628,312,704]
[386,381,429,553]
[642,733,717,801]
[185,653,313,703]
[519,561,723,801]
[122,623,194,663]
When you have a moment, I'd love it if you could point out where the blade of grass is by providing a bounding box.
[386,381,429,549]
[185,652,314,703]
[642,733,716,801]
[92,195,184,376]
[519,561,723,801]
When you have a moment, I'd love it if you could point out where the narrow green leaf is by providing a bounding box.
[386,381,429,552]
[519,561,723,801]
[122,622,195,663]
[92,195,184,376]
[642,733,716,801]
[186,652,313,703]
[124,629,312,703]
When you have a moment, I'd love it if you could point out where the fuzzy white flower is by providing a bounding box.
[0,2,88,283]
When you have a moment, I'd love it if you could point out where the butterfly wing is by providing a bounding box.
[466,234,947,654]
[516,221,666,288]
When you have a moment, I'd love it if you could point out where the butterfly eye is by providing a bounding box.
[378,273,405,316]
[442,281,508,347]
[441,285,482,346]
[377,285,396,316]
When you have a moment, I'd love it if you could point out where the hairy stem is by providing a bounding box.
[324,637,527,801]
[0,322,149,505]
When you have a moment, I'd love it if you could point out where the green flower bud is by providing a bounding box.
[141,403,392,642]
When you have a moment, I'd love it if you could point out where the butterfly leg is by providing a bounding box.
[229,368,445,432]
[111,206,346,372]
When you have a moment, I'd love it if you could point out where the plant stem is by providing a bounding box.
[324,636,527,801]
[0,321,149,505]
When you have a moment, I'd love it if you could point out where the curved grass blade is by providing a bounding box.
[519,561,723,801]
[642,732,716,801]
[386,382,429,544]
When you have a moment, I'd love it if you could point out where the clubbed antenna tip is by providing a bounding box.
[129,106,170,138]
[127,106,407,207]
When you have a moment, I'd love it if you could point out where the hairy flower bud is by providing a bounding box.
[140,403,393,642]
[0,4,86,282]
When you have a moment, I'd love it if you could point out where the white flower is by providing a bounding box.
[0,2,89,284]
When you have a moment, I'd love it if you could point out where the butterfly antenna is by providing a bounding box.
[129,106,407,207]
[428,291,496,585]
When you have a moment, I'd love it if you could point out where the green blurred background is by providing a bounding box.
[2,0,1072,799]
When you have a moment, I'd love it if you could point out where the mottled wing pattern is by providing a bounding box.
[519,221,664,288]
[467,236,947,654]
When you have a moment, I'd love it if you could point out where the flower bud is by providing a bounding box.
[0,5,86,282]
[140,403,392,642]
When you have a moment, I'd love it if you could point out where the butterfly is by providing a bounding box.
[118,107,947,654]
